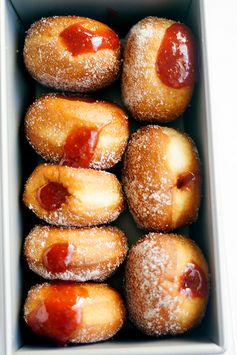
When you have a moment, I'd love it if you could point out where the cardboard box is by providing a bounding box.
[0,0,234,354]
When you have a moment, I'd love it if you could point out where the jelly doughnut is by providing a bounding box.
[24,283,126,344]
[122,17,197,122]
[123,125,201,232]
[24,225,128,281]
[23,164,124,226]
[125,233,209,336]
[25,94,129,169]
[23,16,121,92]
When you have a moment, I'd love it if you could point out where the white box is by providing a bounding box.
[0,0,235,354]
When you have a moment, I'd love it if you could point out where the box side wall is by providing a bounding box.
[186,0,235,352]
[185,0,223,346]
[1,0,33,353]
[0,1,7,352]
[17,340,224,355]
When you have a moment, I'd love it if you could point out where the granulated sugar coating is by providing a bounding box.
[123,125,201,231]
[23,164,124,227]
[24,94,129,170]
[125,233,209,336]
[122,17,194,122]
[23,16,121,92]
[24,283,126,344]
[24,225,128,282]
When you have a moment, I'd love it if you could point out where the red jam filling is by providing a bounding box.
[156,23,197,88]
[62,126,99,168]
[179,262,208,297]
[27,283,88,344]
[177,172,196,189]
[59,23,120,56]
[42,243,74,273]
[37,182,69,211]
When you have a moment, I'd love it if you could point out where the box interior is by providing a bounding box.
[1,0,225,353]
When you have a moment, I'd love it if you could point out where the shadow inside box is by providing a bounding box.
[19,316,208,348]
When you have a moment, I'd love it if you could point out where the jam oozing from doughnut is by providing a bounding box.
[62,127,99,168]
[179,262,208,297]
[27,283,88,344]
[156,23,196,88]
[60,23,120,56]
[177,172,196,189]
[42,243,74,273]
[37,182,69,211]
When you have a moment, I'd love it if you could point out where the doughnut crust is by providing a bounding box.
[24,283,126,344]
[23,164,124,226]
[123,125,201,231]
[25,94,129,169]
[122,17,195,122]
[125,233,209,336]
[24,225,128,281]
[24,16,121,92]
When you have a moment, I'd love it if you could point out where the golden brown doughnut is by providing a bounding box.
[122,17,197,122]
[25,94,129,169]
[23,16,121,92]
[24,282,126,344]
[23,164,124,227]
[24,225,128,281]
[125,233,209,336]
[123,125,201,232]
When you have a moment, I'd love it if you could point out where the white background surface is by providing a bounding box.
[204,0,237,351]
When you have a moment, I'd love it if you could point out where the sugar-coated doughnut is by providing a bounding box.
[123,125,201,232]
[24,283,126,344]
[23,164,124,226]
[122,17,197,122]
[125,233,209,336]
[24,16,121,92]
[25,94,129,169]
[24,225,128,281]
